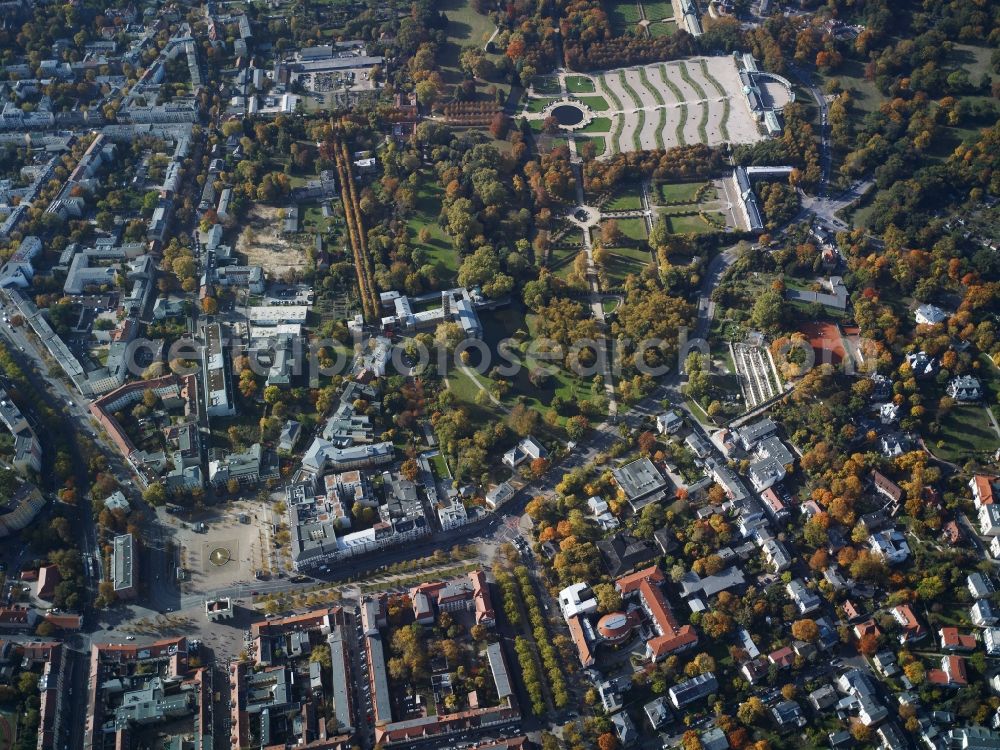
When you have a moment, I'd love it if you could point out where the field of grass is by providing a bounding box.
[406,175,459,280]
[954,44,997,84]
[430,451,451,480]
[648,21,676,37]
[566,75,596,93]
[576,95,610,111]
[822,58,884,113]
[526,97,557,113]
[547,242,582,279]
[633,109,645,151]
[606,187,644,211]
[668,213,715,234]
[605,246,652,284]
[642,0,674,19]
[479,305,606,429]
[302,203,333,234]
[607,0,642,34]
[580,116,613,133]
[931,404,999,463]
[611,216,648,241]
[438,0,498,85]
[577,135,608,157]
[657,181,704,203]
[532,76,562,96]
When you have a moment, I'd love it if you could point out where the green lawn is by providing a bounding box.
[642,1,674,20]
[607,0,642,34]
[477,305,606,429]
[576,95,610,112]
[633,109,645,151]
[302,203,332,234]
[648,20,676,37]
[532,76,562,96]
[546,242,583,279]
[931,404,999,463]
[406,175,459,281]
[576,135,608,157]
[607,216,648,242]
[430,451,451,480]
[954,43,998,83]
[439,0,498,85]
[698,59,730,141]
[605,246,652,285]
[580,116,613,133]
[601,77,625,111]
[526,97,557,113]
[566,75,595,94]
[820,58,884,114]
[650,107,666,149]
[606,187,644,211]
[657,181,704,204]
[668,213,715,234]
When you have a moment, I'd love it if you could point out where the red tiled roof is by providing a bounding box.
[939,627,977,651]
[974,475,996,505]
[892,605,926,641]
[615,566,697,659]
[853,619,881,639]
[566,614,593,667]
[615,565,665,595]
[769,646,795,668]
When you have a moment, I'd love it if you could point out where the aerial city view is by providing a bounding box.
[0,0,997,748]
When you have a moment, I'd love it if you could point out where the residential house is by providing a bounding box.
[914,304,948,325]
[939,627,977,652]
[668,672,717,709]
[973,600,999,628]
[969,573,997,600]
[928,655,968,687]
[891,604,927,644]
[761,538,792,572]
[644,697,670,730]
[786,579,822,614]
[982,504,1000,536]
[971,475,998,509]
[502,436,547,469]
[809,684,838,711]
[768,646,795,669]
[947,375,982,402]
[872,470,903,507]
[869,530,910,564]
[656,411,683,434]
[772,700,805,728]
[484,482,515,510]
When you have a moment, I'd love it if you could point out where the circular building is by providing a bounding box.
[597,612,633,644]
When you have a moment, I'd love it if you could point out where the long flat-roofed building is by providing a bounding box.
[112,533,136,599]
[203,322,235,417]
